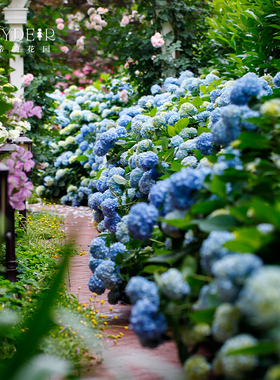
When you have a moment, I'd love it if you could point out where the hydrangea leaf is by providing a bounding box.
[195,214,239,232]
[112,175,127,185]
[75,155,88,162]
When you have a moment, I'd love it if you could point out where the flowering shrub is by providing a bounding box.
[34,75,137,201]
[41,64,280,376]
[6,146,35,210]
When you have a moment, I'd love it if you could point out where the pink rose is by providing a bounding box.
[94,25,102,31]
[60,46,69,53]
[93,14,102,23]
[55,18,64,24]
[100,20,107,27]
[57,23,64,30]
[151,32,165,48]
[120,15,129,27]
[22,73,34,86]
[120,89,128,102]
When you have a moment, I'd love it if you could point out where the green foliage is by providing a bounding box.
[207,0,280,77]
[85,0,213,94]
[0,211,107,373]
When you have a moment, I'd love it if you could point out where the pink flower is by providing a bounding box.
[64,74,71,80]
[60,46,69,53]
[22,73,34,87]
[73,69,84,78]
[120,15,129,27]
[120,89,128,102]
[151,32,165,48]
[124,58,133,69]
[97,7,108,14]
[100,20,107,27]
[6,145,35,210]
[93,14,102,23]
[94,25,102,31]
[55,18,64,24]
[57,23,64,30]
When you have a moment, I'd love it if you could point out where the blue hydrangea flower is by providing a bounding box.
[238,266,280,328]
[200,230,234,273]
[179,127,197,139]
[152,115,166,128]
[213,334,258,379]
[88,274,106,295]
[128,203,159,240]
[181,156,198,167]
[109,242,126,261]
[116,216,130,243]
[118,114,132,127]
[136,139,154,153]
[151,84,162,95]
[95,259,115,282]
[195,132,213,156]
[273,72,280,88]
[104,213,121,233]
[129,168,144,188]
[126,276,160,305]
[138,151,158,172]
[88,192,104,210]
[179,103,197,117]
[88,257,103,273]
[170,135,184,148]
[160,268,190,299]
[139,170,156,195]
[140,122,155,138]
[93,141,108,156]
[101,198,118,218]
[230,73,262,105]
[96,176,109,193]
[212,119,241,146]
[129,299,167,348]
[89,237,109,259]
[168,167,210,210]
[212,253,263,286]
[210,89,222,103]
[93,209,104,223]
[195,111,211,122]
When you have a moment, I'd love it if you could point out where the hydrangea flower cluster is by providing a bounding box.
[125,277,167,347]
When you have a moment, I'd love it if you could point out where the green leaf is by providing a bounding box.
[200,84,207,94]
[210,175,227,199]
[168,125,176,137]
[195,215,239,232]
[0,251,70,380]
[170,161,184,172]
[250,199,280,228]
[112,175,127,185]
[150,107,157,117]
[142,265,167,274]
[197,126,211,136]
[238,132,270,150]
[75,155,88,162]
[191,200,225,215]
[148,250,187,263]
[95,167,105,180]
[174,118,189,134]
[189,308,216,324]
[191,97,204,108]
[163,148,174,162]
[162,136,169,152]
[227,342,278,356]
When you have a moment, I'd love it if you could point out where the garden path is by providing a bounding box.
[28,203,184,380]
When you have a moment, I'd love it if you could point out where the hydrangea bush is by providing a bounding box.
[42,67,280,378]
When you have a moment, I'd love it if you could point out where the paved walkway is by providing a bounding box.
[28,204,184,380]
